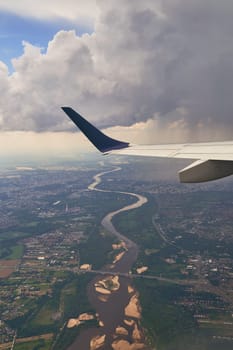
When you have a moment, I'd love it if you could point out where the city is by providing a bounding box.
[0,158,233,349]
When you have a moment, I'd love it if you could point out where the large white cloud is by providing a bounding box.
[1,0,233,142]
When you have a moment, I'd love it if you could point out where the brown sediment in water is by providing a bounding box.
[67,318,81,328]
[113,251,125,263]
[90,334,106,350]
[67,313,95,328]
[98,294,109,302]
[111,339,146,350]
[94,275,121,302]
[115,326,129,336]
[67,169,149,350]
[124,319,135,327]
[136,266,148,274]
[95,287,111,295]
[128,285,134,294]
[125,293,141,319]
[132,323,143,342]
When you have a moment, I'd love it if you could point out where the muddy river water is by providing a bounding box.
[67,168,149,350]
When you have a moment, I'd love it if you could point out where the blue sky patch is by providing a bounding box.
[0,11,93,72]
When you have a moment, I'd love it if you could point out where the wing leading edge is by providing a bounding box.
[62,107,233,183]
[62,107,129,152]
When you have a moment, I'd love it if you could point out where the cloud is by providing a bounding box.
[1,0,233,142]
[0,0,98,25]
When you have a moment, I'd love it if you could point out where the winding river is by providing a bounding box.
[68,167,149,350]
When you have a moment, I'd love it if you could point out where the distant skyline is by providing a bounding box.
[1,1,233,157]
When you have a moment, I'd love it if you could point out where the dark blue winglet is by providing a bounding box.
[62,107,129,153]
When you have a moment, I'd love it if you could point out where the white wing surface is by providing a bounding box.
[112,142,233,161]
[62,107,233,183]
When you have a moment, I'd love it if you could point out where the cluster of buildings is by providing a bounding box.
[0,167,97,344]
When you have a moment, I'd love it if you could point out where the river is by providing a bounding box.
[68,167,149,350]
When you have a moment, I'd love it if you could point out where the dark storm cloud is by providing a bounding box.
[1,0,233,140]
[91,0,233,138]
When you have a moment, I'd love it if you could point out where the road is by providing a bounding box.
[78,268,208,286]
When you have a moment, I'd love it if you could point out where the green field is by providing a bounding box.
[14,339,52,350]
[6,244,24,259]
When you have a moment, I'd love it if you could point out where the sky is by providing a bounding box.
[1,0,233,158]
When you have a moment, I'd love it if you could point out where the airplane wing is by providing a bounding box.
[62,107,233,183]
